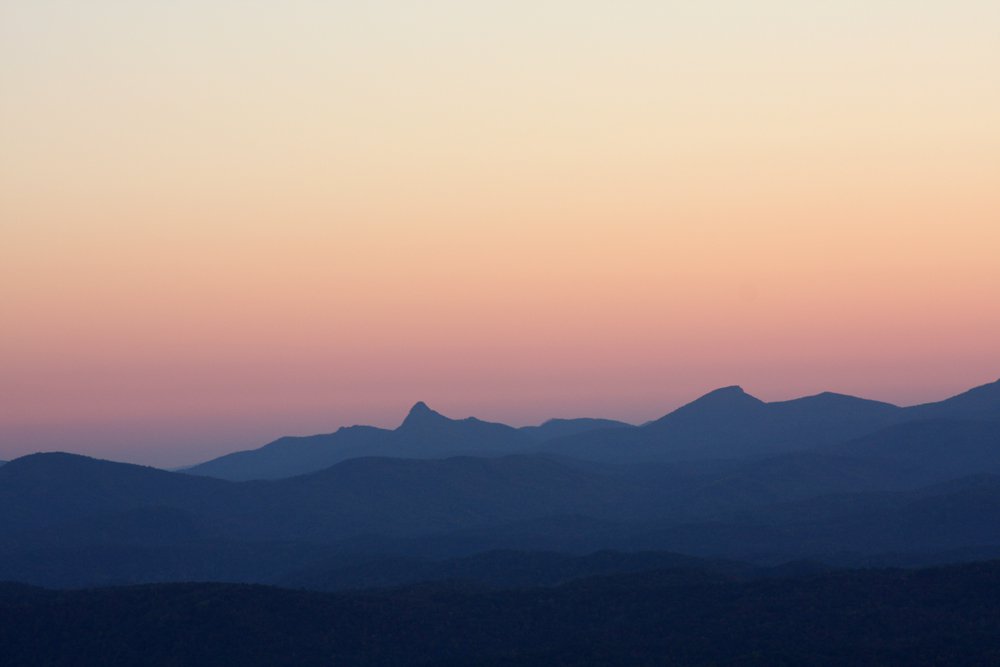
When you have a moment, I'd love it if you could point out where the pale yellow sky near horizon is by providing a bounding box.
[2,1,999,465]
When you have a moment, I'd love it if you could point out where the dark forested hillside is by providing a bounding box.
[4,561,1000,666]
[276,548,752,591]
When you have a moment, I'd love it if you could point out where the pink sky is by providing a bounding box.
[2,1,998,466]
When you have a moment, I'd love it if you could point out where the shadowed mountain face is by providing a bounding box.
[0,453,232,546]
[0,452,657,552]
[0,453,225,518]
[645,473,1000,563]
[833,419,1000,479]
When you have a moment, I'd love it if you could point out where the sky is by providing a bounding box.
[2,1,999,467]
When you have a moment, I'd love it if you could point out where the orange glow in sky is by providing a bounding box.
[2,2,999,465]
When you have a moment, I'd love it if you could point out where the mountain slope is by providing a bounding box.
[539,380,1000,464]
[186,403,534,481]
[832,418,1000,479]
[0,452,649,549]
[184,378,1000,478]
[0,453,234,545]
[539,386,903,462]
[905,378,1000,422]
[6,423,1000,588]
[184,426,393,481]
[520,418,631,442]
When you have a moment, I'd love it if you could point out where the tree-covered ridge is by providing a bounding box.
[3,560,1000,666]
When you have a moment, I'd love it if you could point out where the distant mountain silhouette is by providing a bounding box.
[538,379,1000,464]
[538,386,902,462]
[398,401,445,427]
[4,377,1000,588]
[186,403,536,481]
[652,385,767,422]
[4,403,1000,589]
[905,378,1000,421]
[393,402,532,455]
[186,426,394,480]
[520,418,631,442]
[184,406,630,482]
[184,379,1000,479]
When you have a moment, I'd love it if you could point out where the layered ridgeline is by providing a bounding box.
[1,377,998,589]
[186,402,630,481]
[3,378,1000,588]
[536,379,1000,462]
[186,379,1000,481]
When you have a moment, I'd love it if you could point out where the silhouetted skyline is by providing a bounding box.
[3,2,998,466]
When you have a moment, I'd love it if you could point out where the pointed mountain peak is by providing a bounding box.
[682,385,764,408]
[647,385,765,428]
[701,385,750,399]
[686,385,765,410]
[399,401,450,429]
[409,401,433,415]
[795,391,869,404]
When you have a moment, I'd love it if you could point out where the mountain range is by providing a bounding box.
[186,379,1000,480]
[1,377,999,589]
[185,402,542,481]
